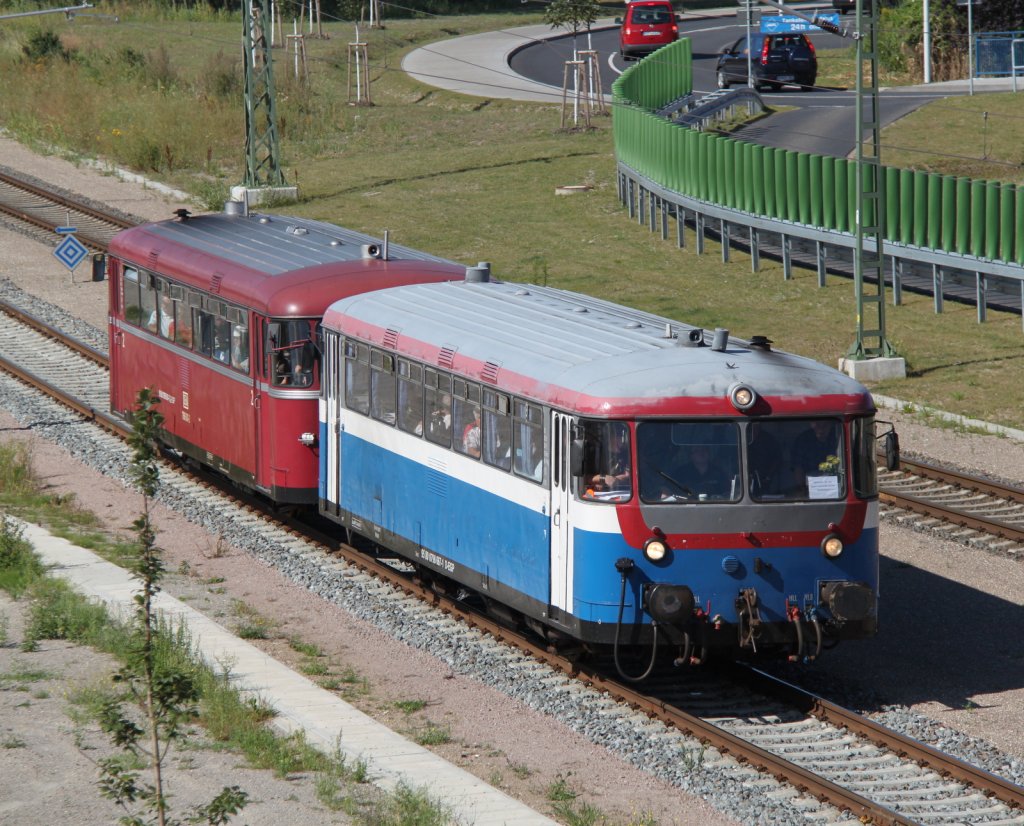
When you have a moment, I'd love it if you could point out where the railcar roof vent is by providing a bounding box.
[210,272,223,294]
[174,208,192,221]
[481,361,501,384]
[681,328,705,347]
[287,225,308,236]
[223,199,246,216]
[147,249,160,269]
[662,323,674,339]
[465,261,491,283]
[711,328,729,352]
[438,346,457,369]
[382,328,400,349]
[749,335,773,351]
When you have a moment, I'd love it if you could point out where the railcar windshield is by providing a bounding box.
[637,422,741,503]
[633,418,853,504]
[267,319,317,388]
[746,419,846,501]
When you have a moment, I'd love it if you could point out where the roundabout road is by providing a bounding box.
[507,12,973,157]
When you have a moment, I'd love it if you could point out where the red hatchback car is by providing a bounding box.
[617,0,679,60]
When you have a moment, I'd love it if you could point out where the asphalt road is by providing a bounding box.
[508,14,952,158]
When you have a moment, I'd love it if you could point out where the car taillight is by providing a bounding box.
[806,39,816,55]
[760,39,770,65]
[671,24,678,33]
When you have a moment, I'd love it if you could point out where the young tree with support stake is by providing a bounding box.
[545,0,602,127]
[96,388,248,826]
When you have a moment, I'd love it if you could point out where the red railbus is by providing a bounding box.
[108,206,463,504]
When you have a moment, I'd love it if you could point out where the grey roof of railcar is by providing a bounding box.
[324,280,871,406]
[115,212,454,276]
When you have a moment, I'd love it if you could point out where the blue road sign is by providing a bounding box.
[55,226,78,234]
[54,234,88,271]
[761,13,838,33]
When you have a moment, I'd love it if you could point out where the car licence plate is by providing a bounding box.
[643,31,660,36]
[777,74,794,81]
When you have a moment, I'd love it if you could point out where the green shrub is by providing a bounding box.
[22,29,70,62]
[0,516,44,597]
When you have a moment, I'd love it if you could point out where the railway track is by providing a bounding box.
[880,461,1024,556]
[0,167,133,251]
[0,282,1022,825]
[1,176,1022,824]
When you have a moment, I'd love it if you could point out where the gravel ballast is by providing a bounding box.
[1,137,1022,825]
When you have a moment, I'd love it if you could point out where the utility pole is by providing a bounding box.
[847,0,899,365]
[237,0,297,206]
[755,0,903,378]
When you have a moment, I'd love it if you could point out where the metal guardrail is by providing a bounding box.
[617,162,1024,326]
[669,88,766,130]
[613,40,1024,329]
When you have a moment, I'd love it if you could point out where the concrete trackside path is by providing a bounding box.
[24,520,558,826]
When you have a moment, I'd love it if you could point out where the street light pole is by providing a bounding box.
[923,0,932,83]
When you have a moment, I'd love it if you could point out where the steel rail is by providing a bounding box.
[571,662,919,825]
[736,664,1024,813]
[896,455,1024,504]
[880,488,1024,544]
[0,298,108,368]
[0,168,134,251]
[0,303,1019,826]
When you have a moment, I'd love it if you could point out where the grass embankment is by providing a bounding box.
[0,5,1021,430]
[0,439,455,823]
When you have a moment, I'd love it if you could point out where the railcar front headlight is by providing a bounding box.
[728,383,757,412]
[821,534,844,559]
[643,538,667,562]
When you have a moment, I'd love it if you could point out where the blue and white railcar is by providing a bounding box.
[319,268,886,672]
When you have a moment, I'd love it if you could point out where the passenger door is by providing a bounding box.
[549,411,573,614]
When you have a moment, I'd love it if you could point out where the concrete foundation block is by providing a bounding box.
[838,356,907,382]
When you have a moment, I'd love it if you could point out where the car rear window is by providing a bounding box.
[630,4,673,24]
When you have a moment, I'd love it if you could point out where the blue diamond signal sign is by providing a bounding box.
[54,234,89,271]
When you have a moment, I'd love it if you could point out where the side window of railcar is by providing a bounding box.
[370,349,397,425]
[513,400,544,483]
[424,369,452,447]
[193,299,219,361]
[168,285,193,349]
[578,420,631,501]
[151,281,176,341]
[482,389,512,471]
[397,360,423,435]
[139,273,157,334]
[230,323,248,372]
[228,307,249,373]
[268,320,316,387]
[851,417,878,499]
[122,266,142,325]
[452,379,481,459]
[344,340,370,415]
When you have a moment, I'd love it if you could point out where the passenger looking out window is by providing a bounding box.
[461,406,481,458]
[268,319,316,388]
[579,421,632,502]
[149,293,175,340]
[424,371,453,447]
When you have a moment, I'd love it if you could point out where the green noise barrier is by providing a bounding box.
[611,37,1024,270]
